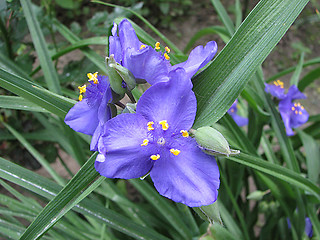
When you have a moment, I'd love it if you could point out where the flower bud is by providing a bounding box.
[106,55,126,96]
[106,55,136,95]
[192,126,240,157]
[247,190,270,201]
[122,103,137,113]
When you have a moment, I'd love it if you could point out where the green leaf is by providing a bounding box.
[297,130,320,183]
[227,153,320,201]
[210,0,235,36]
[0,157,169,240]
[0,96,48,112]
[290,52,304,86]
[20,0,61,94]
[183,26,230,53]
[193,201,222,225]
[193,0,309,128]
[298,67,320,91]
[0,68,73,118]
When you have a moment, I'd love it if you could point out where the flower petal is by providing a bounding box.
[109,23,122,63]
[119,19,142,52]
[123,46,170,85]
[264,83,285,99]
[64,99,99,135]
[231,114,248,127]
[170,41,217,79]
[136,68,196,131]
[150,137,220,207]
[286,85,306,100]
[95,113,154,179]
[280,111,294,136]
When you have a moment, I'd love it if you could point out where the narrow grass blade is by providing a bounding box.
[0,68,73,118]
[2,122,65,185]
[193,0,309,128]
[297,130,320,183]
[290,52,304,86]
[227,153,320,201]
[0,156,168,240]
[20,0,61,94]
[210,0,235,36]
[298,67,320,91]
[0,96,48,112]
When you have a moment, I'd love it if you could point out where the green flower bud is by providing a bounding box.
[247,190,270,201]
[106,55,126,96]
[122,103,137,113]
[192,126,240,157]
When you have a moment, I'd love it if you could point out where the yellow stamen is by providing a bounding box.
[78,85,86,94]
[170,149,181,156]
[301,106,305,110]
[164,53,170,60]
[147,121,154,131]
[141,139,149,146]
[87,72,98,84]
[273,81,279,86]
[299,111,302,115]
[291,107,295,111]
[150,154,160,160]
[231,108,234,113]
[155,42,160,50]
[180,130,189,138]
[165,46,171,53]
[159,120,169,130]
[140,44,146,49]
[79,95,83,101]
[294,103,297,107]
[297,103,301,106]
[295,110,298,115]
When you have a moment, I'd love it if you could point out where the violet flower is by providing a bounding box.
[227,99,248,126]
[278,85,308,136]
[95,69,220,207]
[287,217,313,238]
[111,19,218,85]
[64,74,112,150]
[264,79,286,99]
[265,83,309,136]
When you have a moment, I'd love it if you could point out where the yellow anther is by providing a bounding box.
[141,139,149,146]
[295,110,298,115]
[78,85,86,94]
[299,111,302,115]
[150,154,160,160]
[155,42,160,50]
[180,130,189,138]
[140,44,146,49]
[291,106,295,111]
[87,72,98,84]
[294,103,298,107]
[159,120,169,130]
[301,106,305,110]
[231,108,235,113]
[164,53,170,60]
[297,103,301,106]
[165,46,171,53]
[147,121,154,131]
[79,95,83,101]
[170,149,181,156]
[273,81,278,86]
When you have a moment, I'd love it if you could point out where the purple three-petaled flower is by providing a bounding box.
[227,99,248,127]
[111,19,218,84]
[64,75,112,150]
[287,217,313,238]
[265,81,309,136]
[95,69,220,207]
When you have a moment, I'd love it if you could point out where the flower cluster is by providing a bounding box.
[265,80,309,136]
[65,19,220,207]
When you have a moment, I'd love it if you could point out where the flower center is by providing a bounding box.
[273,79,284,88]
[157,137,166,146]
[291,102,305,115]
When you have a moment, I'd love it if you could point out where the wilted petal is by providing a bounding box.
[170,41,217,79]
[64,99,99,135]
[95,113,154,179]
[150,137,220,207]
[136,68,196,132]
